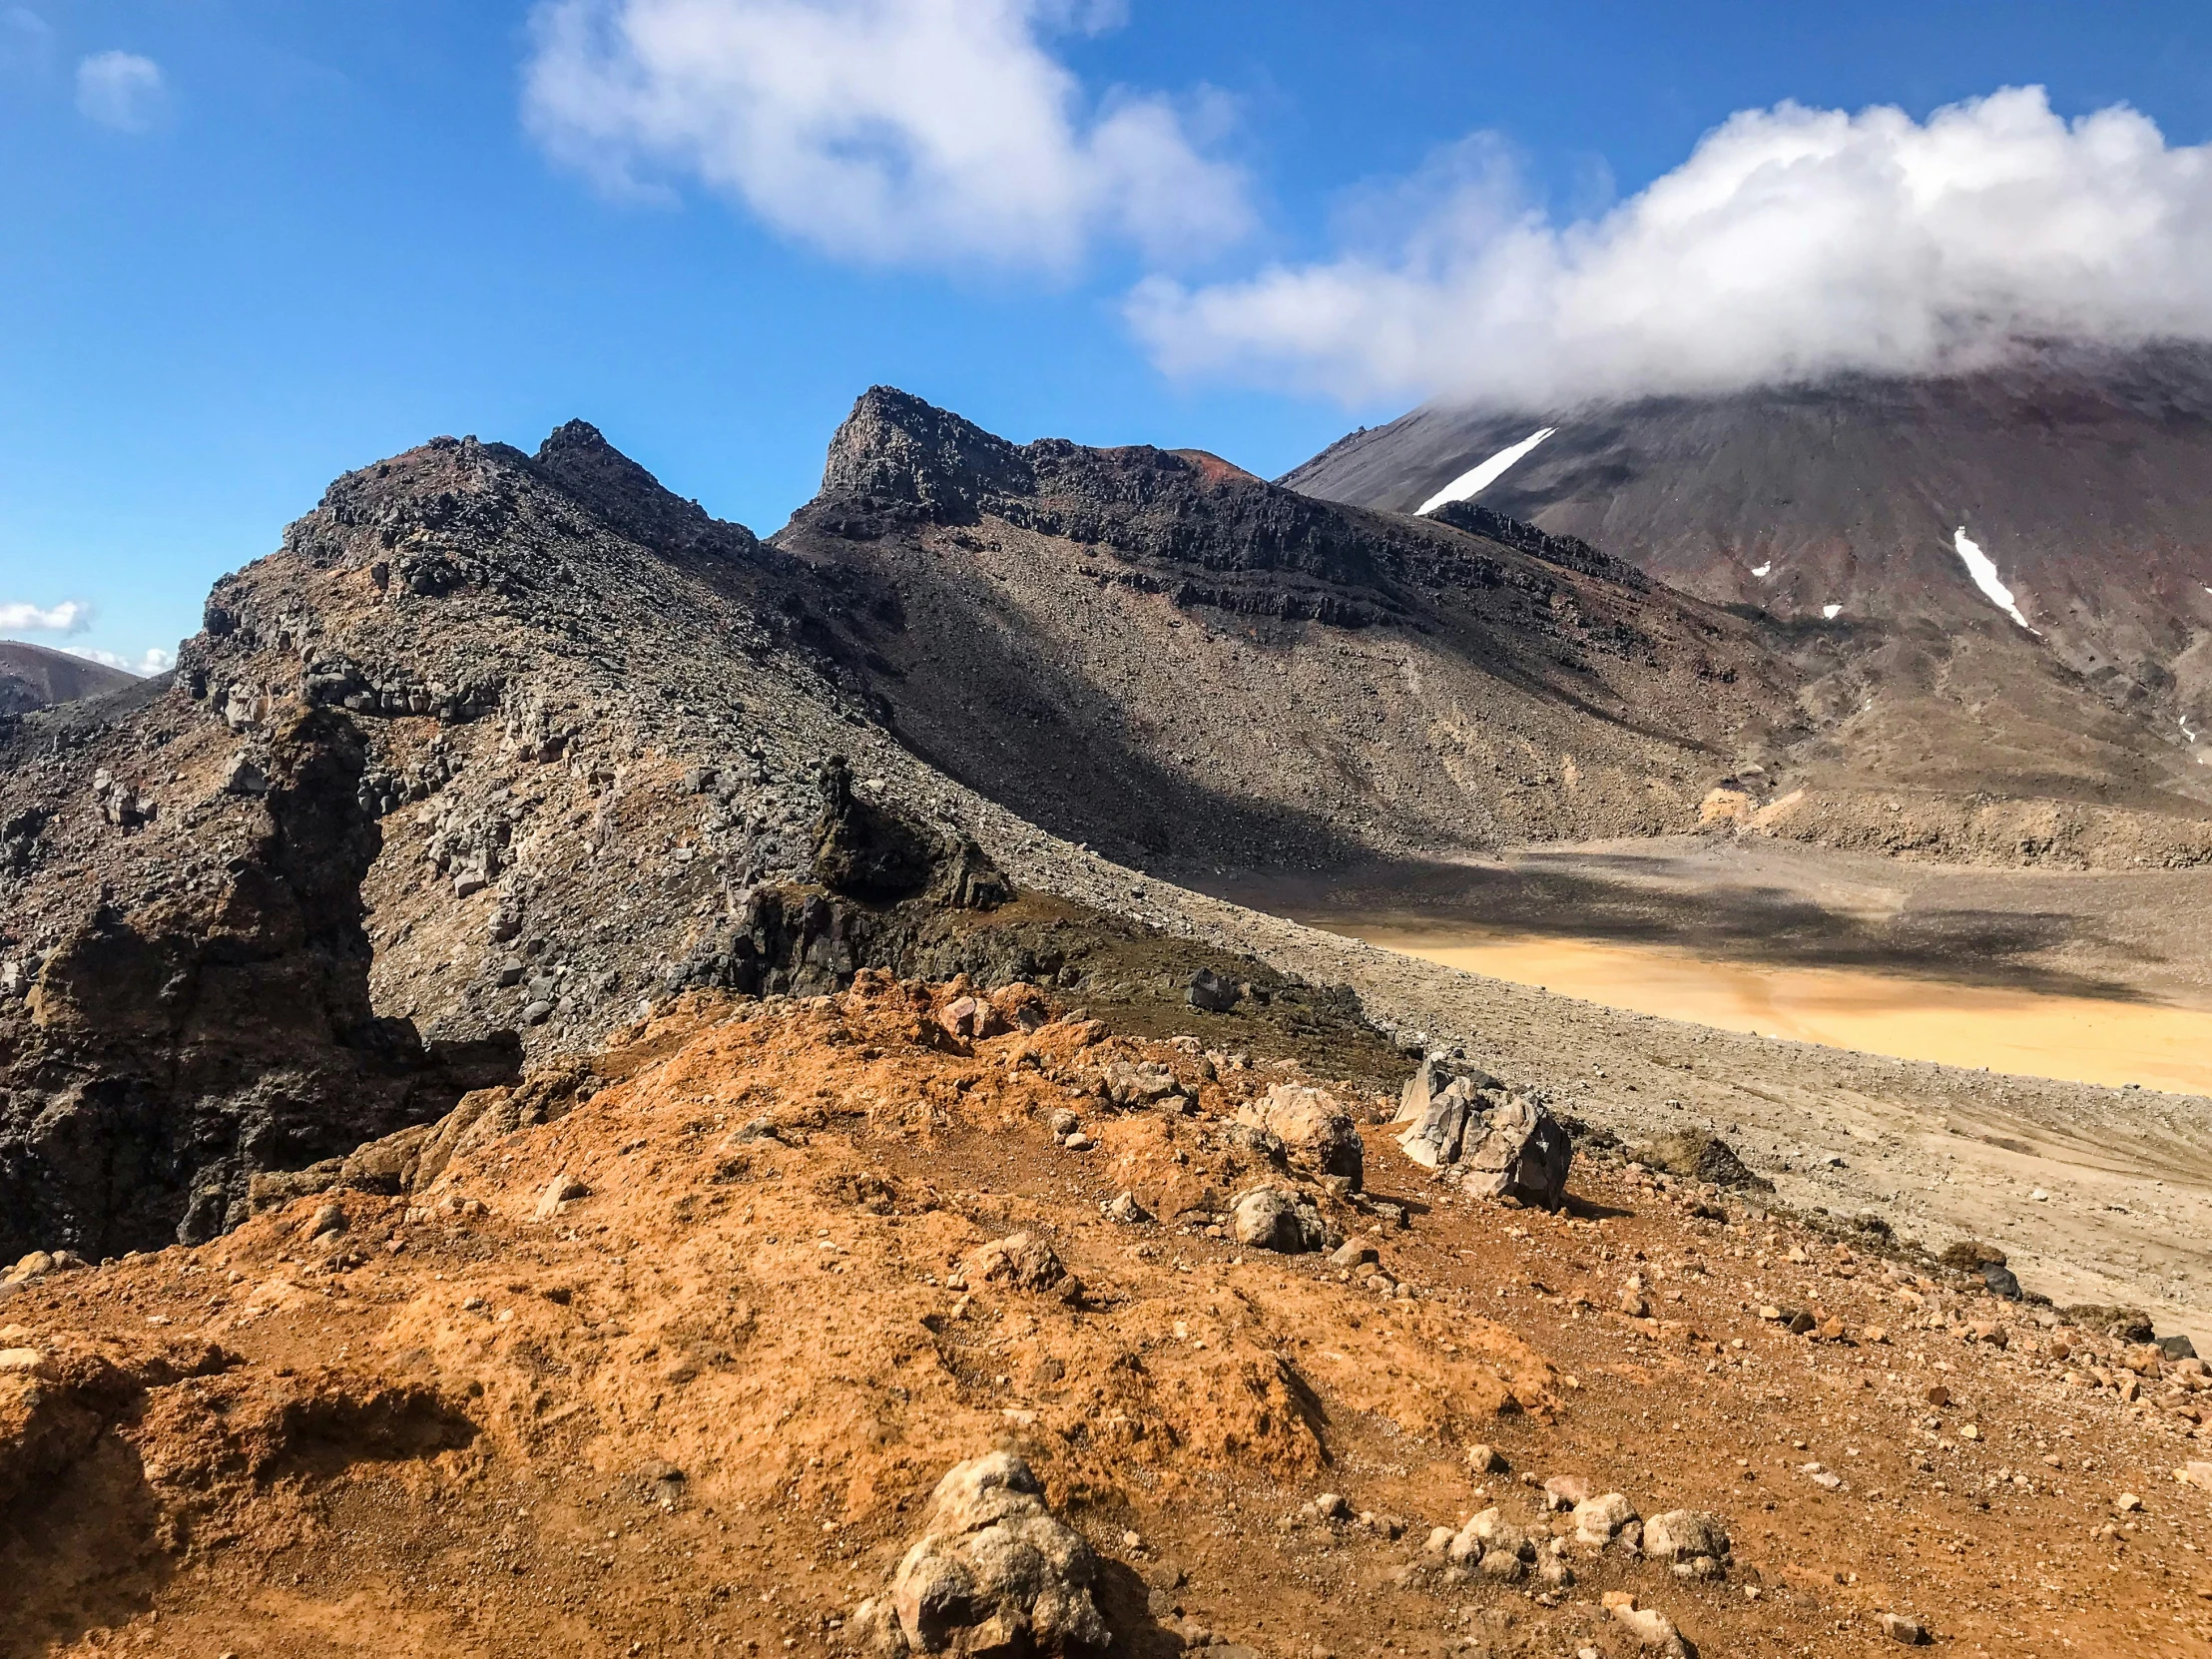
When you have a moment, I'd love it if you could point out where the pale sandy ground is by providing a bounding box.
[977,831,2212,1353]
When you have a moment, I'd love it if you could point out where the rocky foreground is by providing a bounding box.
[6,978,2211,1656]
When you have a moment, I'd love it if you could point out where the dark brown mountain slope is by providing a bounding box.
[0,418,1384,1260]
[0,640,138,715]
[779,388,1807,869]
[1283,342,2212,741]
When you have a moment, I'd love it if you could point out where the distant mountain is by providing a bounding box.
[1282,343,2212,730]
[775,387,1809,867]
[0,639,140,714]
[783,388,2212,867]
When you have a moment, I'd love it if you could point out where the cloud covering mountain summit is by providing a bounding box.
[1131,86,2212,405]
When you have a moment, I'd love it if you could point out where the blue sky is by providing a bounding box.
[5,1,2212,674]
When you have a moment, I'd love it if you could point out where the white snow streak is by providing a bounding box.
[1952,527,2035,631]
[1415,427,1556,516]
[1751,562,1772,578]
[1822,603,1843,620]
[2182,716,2200,745]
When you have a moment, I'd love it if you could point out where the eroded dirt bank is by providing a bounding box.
[5,976,2211,1656]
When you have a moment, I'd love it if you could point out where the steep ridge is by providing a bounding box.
[0,641,138,716]
[1283,342,2212,755]
[779,388,1810,869]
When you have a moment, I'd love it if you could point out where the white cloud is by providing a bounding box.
[64,645,172,677]
[522,0,1251,272]
[1,8,54,76]
[0,600,89,634]
[75,50,163,132]
[1129,86,2212,406]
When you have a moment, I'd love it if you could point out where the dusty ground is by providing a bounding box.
[7,976,2212,1656]
[1213,838,2212,1008]
[973,839,2212,1358]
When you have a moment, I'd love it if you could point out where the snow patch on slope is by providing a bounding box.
[1952,527,2035,632]
[1415,427,1556,516]
[1751,562,1772,578]
[1822,603,1842,620]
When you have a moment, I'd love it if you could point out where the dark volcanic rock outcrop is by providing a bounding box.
[1,707,516,1256]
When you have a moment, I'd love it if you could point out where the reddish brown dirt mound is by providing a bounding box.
[4,976,2209,1655]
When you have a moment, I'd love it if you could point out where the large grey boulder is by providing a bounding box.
[1458,1095,1574,1209]
[854,1453,1109,1659]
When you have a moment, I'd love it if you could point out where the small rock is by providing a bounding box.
[2178,1462,2212,1492]
[1230,1187,1329,1255]
[1542,1474,1591,1511]
[861,1451,1107,1659]
[1607,1595,1683,1653]
[1314,1492,1350,1520]
[1329,1240,1380,1271]
[1187,968,1240,1013]
[302,1203,347,1241]
[1879,1611,1930,1645]
[534,1173,588,1221]
[1573,1492,1637,1544]
[1465,1443,1508,1474]
[1642,1509,1730,1565]
[2116,1492,2143,1512]
[0,1348,42,1374]
[968,1233,1074,1297]
[1063,1132,1094,1152]
[221,751,270,796]
[1102,1192,1152,1225]
[1619,1288,1651,1318]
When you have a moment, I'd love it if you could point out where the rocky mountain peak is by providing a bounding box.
[819,386,1035,521]
[529,418,761,564]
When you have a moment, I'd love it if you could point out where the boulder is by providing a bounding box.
[1238,1084,1364,1190]
[1457,1096,1573,1209]
[1230,1187,1330,1254]
[1573,1492,1638,1544]
[1187,969,1240,1013]
[1641,1509,1730,1565]
[856,1452,1109,1659]
[967,1233,1073,1296]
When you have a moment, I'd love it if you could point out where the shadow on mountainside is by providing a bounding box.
[1209,851,2157,1003]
